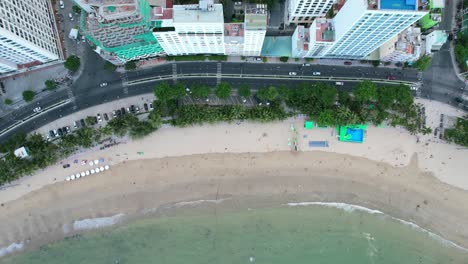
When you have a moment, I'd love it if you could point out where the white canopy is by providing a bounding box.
[71,175,76,180]
[80,172,85,177]
[99,166,104,172]
[104,165,110,170]
[66,176,71,181]
[91,169,95,174]
[85,170,90,176]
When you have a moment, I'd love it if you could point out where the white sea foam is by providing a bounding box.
[286,201,468,252]
[73,213,125,231]
[173,198,229,207]
[0,242,24,258]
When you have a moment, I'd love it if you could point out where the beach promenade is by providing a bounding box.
[0,98,467,257]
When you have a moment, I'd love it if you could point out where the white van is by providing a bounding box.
[68,13,74,21]
[312,72,321,76]
[335,82,344,86]
[59,1,64,9]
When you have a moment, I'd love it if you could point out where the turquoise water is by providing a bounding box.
[3,204,468,264]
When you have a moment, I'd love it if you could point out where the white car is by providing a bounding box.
[312,72,321,76]
[99,82,107,87]
[59,0,64,9]
[302,63,311,67]
[289,72,297,76]
[97,114,102,122]
[410,86,418,91]
[335,82,344,86]
[33,106,42,113]
[68,13,74,21]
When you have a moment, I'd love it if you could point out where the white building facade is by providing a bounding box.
[288,0,336,24]
[243,4,267,56]
[153,2,225,55]
[0,0,62,73]
[322,0,426,59]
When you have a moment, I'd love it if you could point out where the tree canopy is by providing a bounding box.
[22,90,35,102]
[64,55,81,71]
[238,85,251,98]
[215,82,232,99]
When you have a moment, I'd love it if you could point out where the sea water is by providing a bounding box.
[3,203,468,264]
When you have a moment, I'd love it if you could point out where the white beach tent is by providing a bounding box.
[76,173,81,179]
[89,161,94,166]
[94,159,99,165]
[91,169,95,174]
[104,165,110,170]
[71,175,76,180]
[99,166,104,172]
[94,167,100,173]
[66,176,71,181]
[80,172,85,177]
[85,170,90,176]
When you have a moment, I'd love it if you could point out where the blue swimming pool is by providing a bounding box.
[346,128,364,143]
[380,0,417,10]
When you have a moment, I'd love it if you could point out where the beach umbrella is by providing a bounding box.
[99,166,104,172]
[91,169,95,174]
[76,173,81,179]
[80,172,85,177]
[94,159,99,165]
[85,170,90,176]
[95,167,100,173]
[66,176,71,181]
[104,165,110,170]
[71,175,75,180]
[89,161,94,166]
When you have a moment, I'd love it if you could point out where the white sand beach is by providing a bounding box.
[0,98,467,254]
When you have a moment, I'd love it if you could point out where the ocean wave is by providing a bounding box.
[0,242,24,258]
[173,198,229,207]
[286,201,468,252]
[73,213,125,231]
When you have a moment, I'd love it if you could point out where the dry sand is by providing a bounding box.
[0,99,467,255]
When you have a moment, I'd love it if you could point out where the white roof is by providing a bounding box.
[173,4,223,24]
[14,147,29,159]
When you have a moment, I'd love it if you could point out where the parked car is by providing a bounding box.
[312,72,321,76]
[99,82,107,87]
[255,57,262,61]
[62,127,68,135]
[395,62,403,67]
[130,105,136,113]
[49,130,55,138]
[302,63,311,67]
[112,110,117,118]
[344,61,352,65]
[335,82,344,86]
[121,107,126,115]
[116,109,122,116]
[104,113,109,121]
[80,119,86,127]
[127,107,131,113]
[387,75,396,80]
[68,13,73,21]
[62,164,70,169]
[144,103,148,111]
[289,72,297,76]
[33,106,42,113]
[66,126,71,133]
[53,129,58,137]
[149,103,153,110]
[73,121,78,129]
[410,86,418,91]
[135,106,140,113]
[97,113,102,122]
[57,128,64,136]
[59,0,64,9]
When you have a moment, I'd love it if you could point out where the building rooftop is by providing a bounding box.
[244,4,268,30]
[172,3,223,23]
[315,18,334,42]
[224,23,244,37]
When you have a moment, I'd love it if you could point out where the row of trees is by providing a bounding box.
[444,116,468,147]
[454,33,468,72]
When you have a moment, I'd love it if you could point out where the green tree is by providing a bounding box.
[75,127,95,148]
[317,109,336,126]
[262,57,267,63]
[22,90,35,102]
[414,55,432,71]
[103,61,117,72]
[354,81,377,103]
[238,84,251,98]
[377,86,396,109]
[191,84,211,99]
[154,82,172,102]
[72,5,81,13]
[171,82,187,99]
[215,82,232,99]
[45,80,57,91]
[4,98,12,105]
[279,56,289,63]
[371,60,380,67]
[85,116,97,126]
[148,110,162,129]
[256,86,278,102]
[124,61,137,71]
[129,121,154,139]
[64,55,81,71]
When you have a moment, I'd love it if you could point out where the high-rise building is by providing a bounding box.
[243,4,267,56]
[322,0,427,59]
[0,0,63,73]
[288,0,336,24]
[292,18,335,58]
[153,0,225,55]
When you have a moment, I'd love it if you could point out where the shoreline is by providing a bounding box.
[1,151,468,257]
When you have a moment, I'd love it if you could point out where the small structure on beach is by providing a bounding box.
[14,146,30,159]
[337,124,368,143]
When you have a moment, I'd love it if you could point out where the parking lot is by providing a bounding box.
[34,94,155,140]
